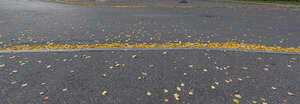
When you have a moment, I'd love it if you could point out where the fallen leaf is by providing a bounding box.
[283,99,288,103]
[288,92,295,96]
[62,88,68,92]
[40,92,45,95]
[189,90,194,95]
[132,55,137,59]
[146,91,152,96]
[164,98,169,102]
[163,89,168,93]
[0,64,5,68]
[180,83,184,87]
[211,85,216,90]
[21,83,28,88]
[162,51,168,55]
[176,87,181,91]
[44,96,49,100]
[233,99,239,104]
[173,93,180,101]
[10,81,17,85]
[102,91,108,96]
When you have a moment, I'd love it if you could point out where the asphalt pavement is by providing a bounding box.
[0,0,300,104]
[1,0,300,47]
[1,49,300,104]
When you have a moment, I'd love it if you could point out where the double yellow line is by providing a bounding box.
[1,42,300,53]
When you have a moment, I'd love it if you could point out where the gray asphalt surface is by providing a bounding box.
[1,0,300,104]
[1,0,300,47]
[1,50,300,104]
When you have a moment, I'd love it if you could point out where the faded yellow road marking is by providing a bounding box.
[63,0,91,2]
[55,0,297,9]
[74,4,147,8]
[83,4,213,8]
[111,5,146,8]
[76,4,195,8]
[1,43,300,53]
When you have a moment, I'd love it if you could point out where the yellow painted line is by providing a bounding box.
[62,3,244,9]
[56,0,299,8]
[59,3,290,9]
[1,42,300,53]
[111,5,146,8]
[63,0,91,2]
[67,4,200,8]
[76,4,146,8]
